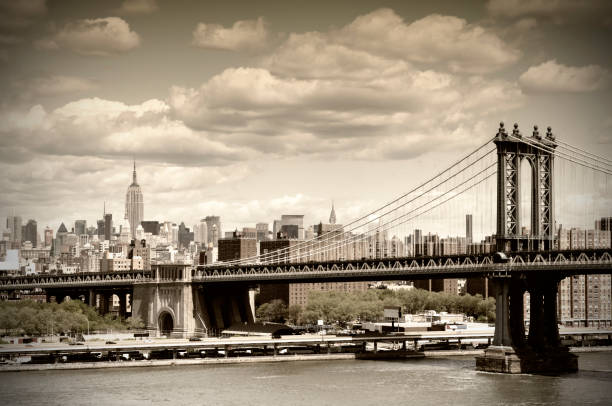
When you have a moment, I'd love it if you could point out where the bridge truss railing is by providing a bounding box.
[191,249,612,282]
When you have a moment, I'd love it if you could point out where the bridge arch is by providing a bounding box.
[520,156,536,242]
[158,309,175,336]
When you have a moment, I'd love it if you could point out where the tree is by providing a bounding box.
[126,316,145,329]
[253,288,495,327]
[286,305,302,325]
[256,300,288,323]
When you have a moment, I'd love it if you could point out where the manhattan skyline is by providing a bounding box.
[1,0,611,232]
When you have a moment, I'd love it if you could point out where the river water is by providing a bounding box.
[1,353,611,405]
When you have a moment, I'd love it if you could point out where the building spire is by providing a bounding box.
[329,201,336,224]
[132,160,137,185]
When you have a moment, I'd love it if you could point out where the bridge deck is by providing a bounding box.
[0,250,610,290]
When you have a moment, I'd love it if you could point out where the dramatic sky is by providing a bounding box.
[1,0,611,234]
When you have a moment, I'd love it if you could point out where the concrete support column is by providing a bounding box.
[492,278,512,347]
[543,279,560,348]
[99,292,110,315]
[87,289,96,307]
[528,285,545,350]
[509,280,526,348]
[118,292,127,320]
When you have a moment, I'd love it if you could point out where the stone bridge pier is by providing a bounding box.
[476,274,577,374]
[131,265,255,338]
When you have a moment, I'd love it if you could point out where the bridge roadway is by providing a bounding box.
[1,330,611,357]
[193,249,612,284]
[0,249,610,290]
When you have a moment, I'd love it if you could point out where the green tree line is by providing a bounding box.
[256,288,496,326]
[0,300,144,336]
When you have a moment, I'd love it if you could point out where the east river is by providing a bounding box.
[1,353,611,405]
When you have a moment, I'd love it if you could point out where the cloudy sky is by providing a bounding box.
[1,0,611,234]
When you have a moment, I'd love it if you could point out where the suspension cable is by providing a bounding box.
[228,145,496,265]
[235,162,496,265]
[506,134,612,176]
[220,138,496,266]
[556,139,612,165]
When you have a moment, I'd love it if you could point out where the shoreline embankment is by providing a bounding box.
[1,346,610,373]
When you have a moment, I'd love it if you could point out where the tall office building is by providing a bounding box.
[329,202,337,224]
[414,229,423,256]
[125,161,144,240]
[195,219,208,245]
[24,219,37,247]
[54,223,68,257]
[272,220,282,239]
[555,225,612,327]
[74,220,87,236]
[466,214,473,243]
[6,215,22,246]
[97,219,105,238]
[104,213,112,241]
[178,222,194,248]
[280,215,305,240]
[205,216,222,247]
[44,227,53,247]
[256,223,269,241]
[218,232,257,262]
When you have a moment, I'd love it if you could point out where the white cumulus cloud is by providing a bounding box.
[192,17,268,51]
[41,17,141,56]
[335,9,521,74]
[519,60,611,93]
[0,97,250,166]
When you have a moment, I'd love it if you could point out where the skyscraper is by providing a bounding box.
[24,219,37,247]
[194,219,208,244]
[97,219,105,238]
[125,161,144,239]
[466,214,473,243]
[75,220,87,236]
[104,213,112,241]
[6,215,22,247]
[256,223,269,241]
[205,216,221,247]
[329,202,337,224]
[44,227,53,247]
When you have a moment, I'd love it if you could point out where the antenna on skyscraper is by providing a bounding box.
[132,158,137,185]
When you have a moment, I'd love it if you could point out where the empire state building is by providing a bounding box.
[125,161,144,239]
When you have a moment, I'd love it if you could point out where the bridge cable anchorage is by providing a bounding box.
[217,139,497,266]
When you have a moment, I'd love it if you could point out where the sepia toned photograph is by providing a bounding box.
[0,0,611,404]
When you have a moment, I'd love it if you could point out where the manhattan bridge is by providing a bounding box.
[1,122,611,373]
